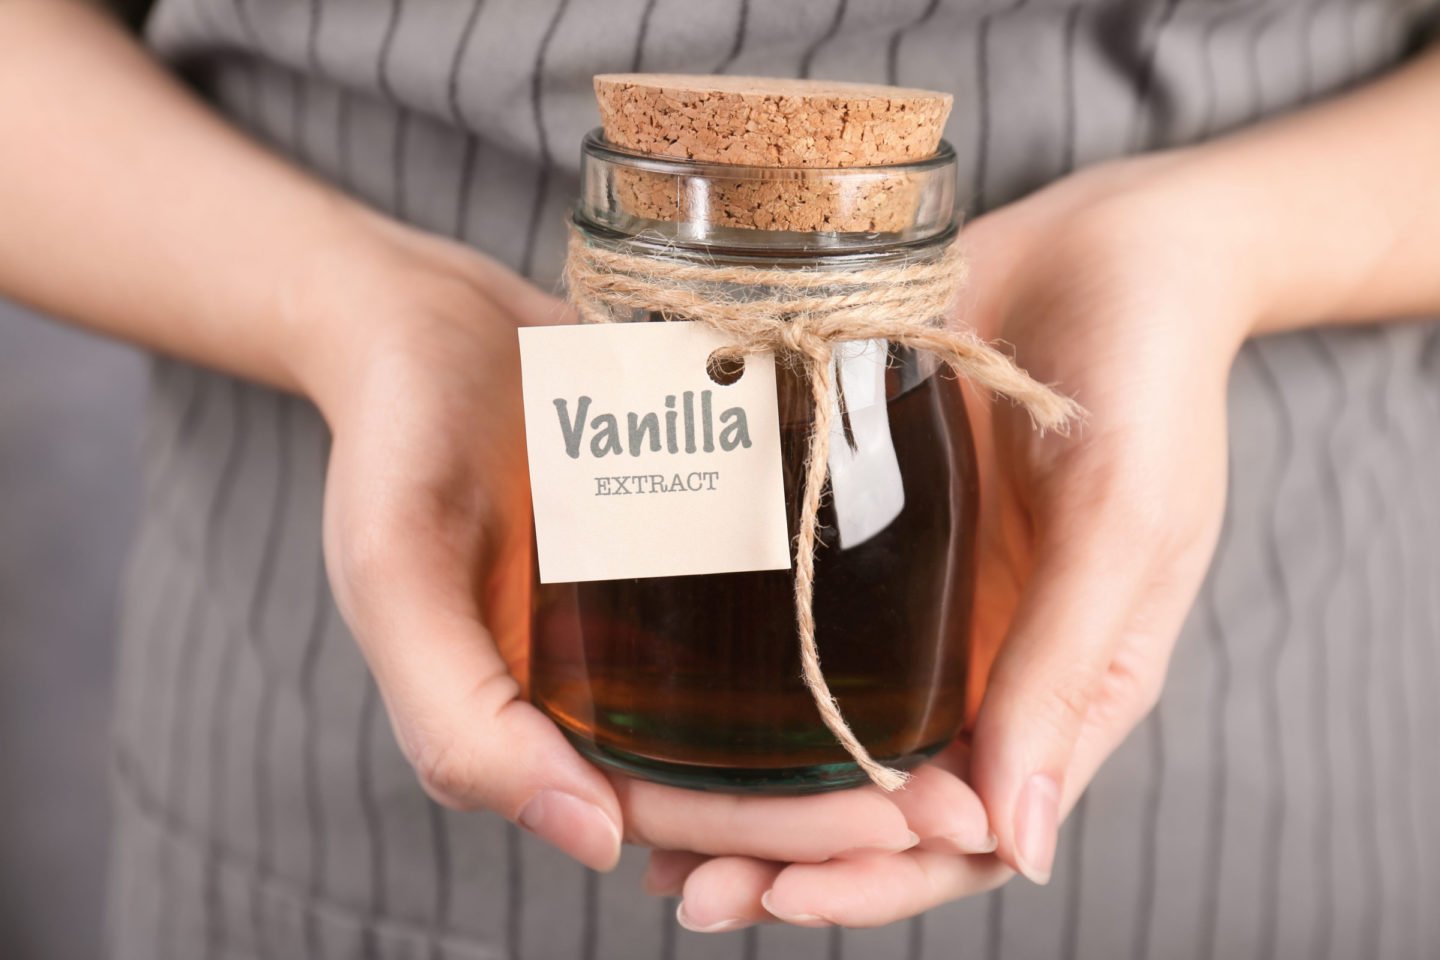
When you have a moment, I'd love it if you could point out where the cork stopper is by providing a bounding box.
[591,74,953,234]
[593,74,952,168]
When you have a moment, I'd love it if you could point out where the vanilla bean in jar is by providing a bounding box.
[527,75,981,793]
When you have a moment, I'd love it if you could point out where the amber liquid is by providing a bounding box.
[530,365,978,792]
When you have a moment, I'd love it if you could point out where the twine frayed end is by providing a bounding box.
[1024,390,1086,437]
[865,763,913,793]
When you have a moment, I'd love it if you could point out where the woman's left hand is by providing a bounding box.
[649,149,1258,931]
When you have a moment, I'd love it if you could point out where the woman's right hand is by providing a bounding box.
[294,215,995,875]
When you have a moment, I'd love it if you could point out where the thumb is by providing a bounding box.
[969,514,1147,885]
[329,506,623,873]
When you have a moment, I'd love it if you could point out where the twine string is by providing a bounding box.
[564,229,1083,791]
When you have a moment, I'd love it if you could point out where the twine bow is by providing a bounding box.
[564,228,1082,790]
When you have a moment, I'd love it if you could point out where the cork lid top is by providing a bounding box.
[594,74,952,168]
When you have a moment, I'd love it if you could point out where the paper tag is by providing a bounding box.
[518,322,791,584]
[827,339,906,549]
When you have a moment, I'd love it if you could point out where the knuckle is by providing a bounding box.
[1111,650,1167,722]
[407,732,480,812]
[1080,653,1166,735]
[403,673,525,816]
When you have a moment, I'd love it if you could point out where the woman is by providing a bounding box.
[1,0,1437,956]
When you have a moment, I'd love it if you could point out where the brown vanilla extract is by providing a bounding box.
[530,361,977,792]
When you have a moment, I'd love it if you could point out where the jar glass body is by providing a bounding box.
[528,134,978,793]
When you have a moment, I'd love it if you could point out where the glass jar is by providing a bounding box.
[529,132,978,793]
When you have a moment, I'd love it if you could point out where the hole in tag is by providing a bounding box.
[706,351,746,386]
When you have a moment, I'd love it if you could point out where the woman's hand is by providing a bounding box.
[298,217,995,873]
[960,153,1248,884]
[651,150,1255,929]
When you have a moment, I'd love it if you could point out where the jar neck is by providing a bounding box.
[574,130,960,261]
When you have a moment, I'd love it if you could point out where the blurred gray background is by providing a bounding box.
[0,297,147,960]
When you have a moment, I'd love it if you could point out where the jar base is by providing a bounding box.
[560,727,950,795]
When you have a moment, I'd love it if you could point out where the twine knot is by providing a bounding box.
[564,228,1082,791]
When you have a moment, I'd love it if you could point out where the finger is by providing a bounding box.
[762,850,1014,928]
[676,857,785,933]
[1057,570,1199,809]
[614,777,918,863]
[643,850,708,897]
[886,763,996,856]
[402,233,579,328]
[328,494,622,872]
[968,510,1150,886]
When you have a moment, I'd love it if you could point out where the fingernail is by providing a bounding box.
[676,901,748,933]
[760,890,831,927]
[929,831,999,855]
[971,832,1000,854]
[517,790,622,872]
[1014,774,1059,885]
[837,829,921,858]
